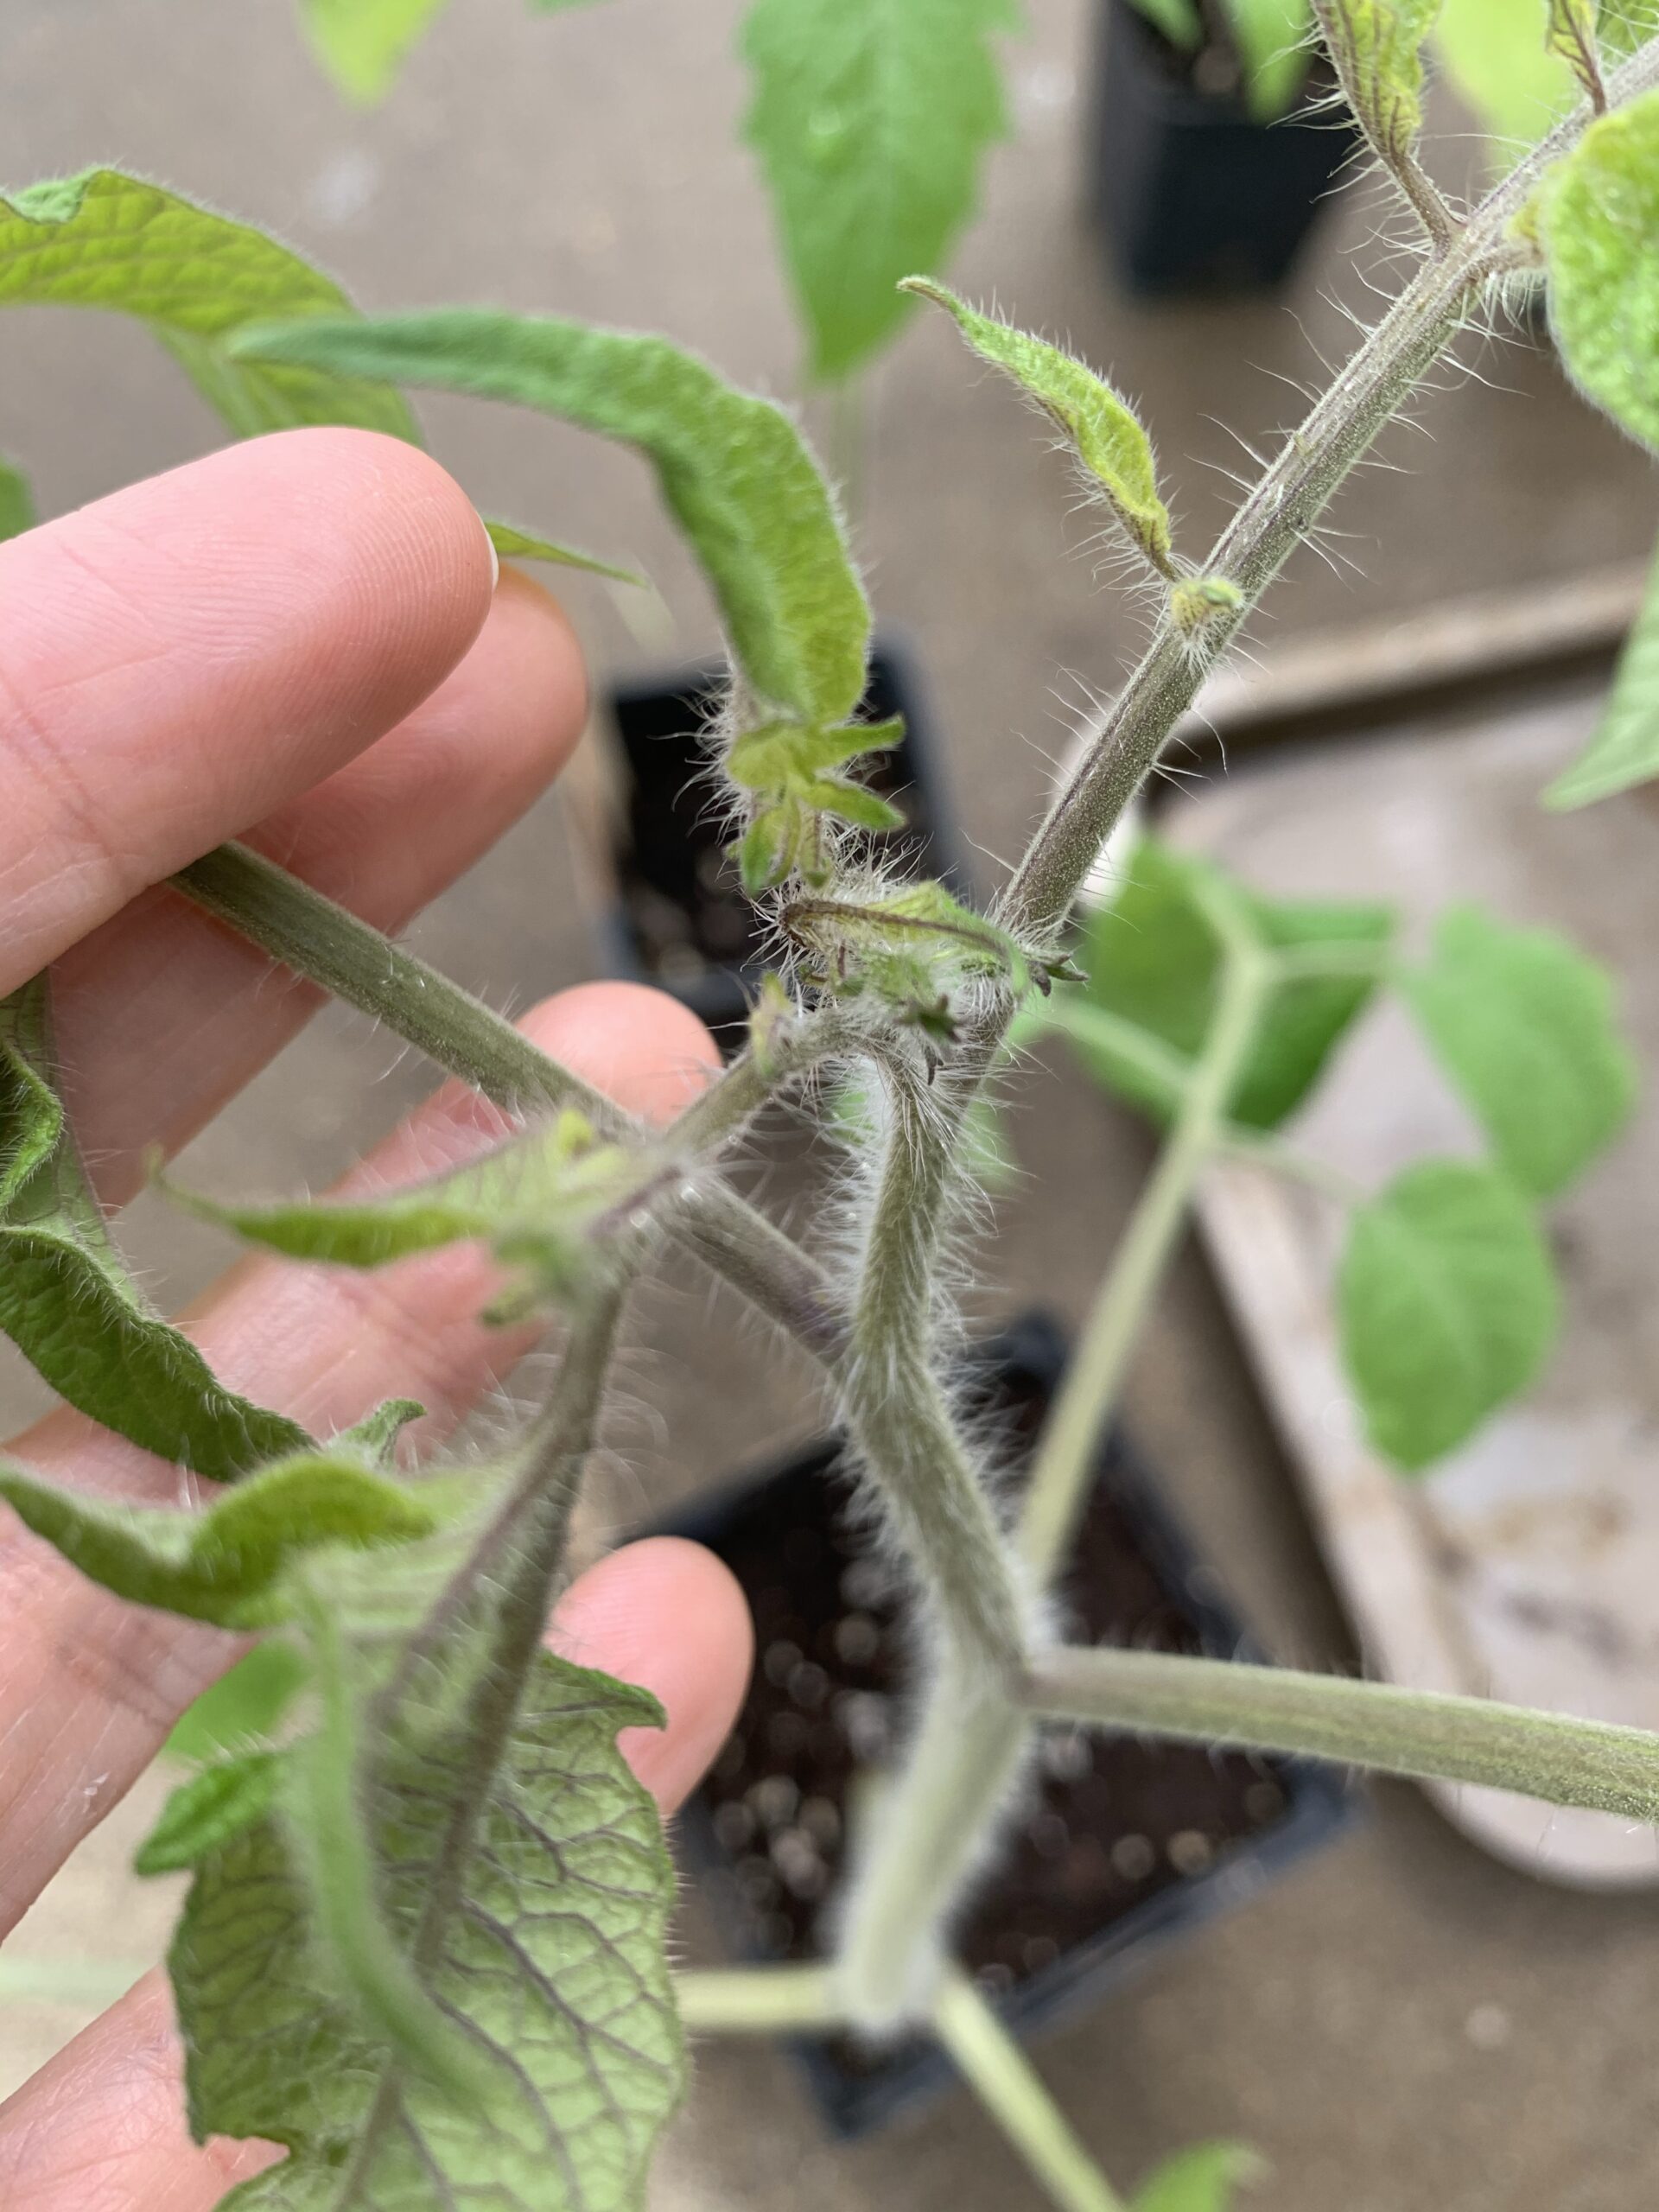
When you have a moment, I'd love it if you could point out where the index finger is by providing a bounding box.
[0,427,496,995]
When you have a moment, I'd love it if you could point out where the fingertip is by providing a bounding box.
[549,1537,753,1815]
[524,982,721,1127]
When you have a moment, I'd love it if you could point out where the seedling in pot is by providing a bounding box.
[6,5,1659,2208]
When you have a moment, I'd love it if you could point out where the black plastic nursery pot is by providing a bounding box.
[1089,0,1355,297]
[594,640,966,1054]
[667,1311,1355,2139]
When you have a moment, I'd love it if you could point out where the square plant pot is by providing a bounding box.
[587,639,967,1052]
[665,1310,1356,2138]
[1089,0,1357,297]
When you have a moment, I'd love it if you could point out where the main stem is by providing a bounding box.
[1001,38,1659,949]
[836,894,1270,2028]
[842,1058,1030,1683]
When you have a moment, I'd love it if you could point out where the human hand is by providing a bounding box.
[0,429,752,2208]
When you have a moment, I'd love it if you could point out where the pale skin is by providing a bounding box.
[0,426,754,2209]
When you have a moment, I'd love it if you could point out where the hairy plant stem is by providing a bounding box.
[933,1969,1128,2212]
[1021,1648,1659,1822]
[999,41,1659,950]
[173,842,849,1363]
[842,1056,1030,1681]
[835,889,1268,2029]
[334,1280,628,2178]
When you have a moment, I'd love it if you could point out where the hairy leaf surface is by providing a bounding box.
[1338,1160,1559,1471]
[0,455,36,539]
[1312,0,1441,175]
[1135,2141,1265,2212]
[1547,530,1659,805]
[176,1108,655,1306]
[901,278,1173,572]
[1547,0,1605,102]
[741,0,1019,380]
[0,1446,453,1627]
[1540,88,1659,452]
[728,715,906,892]
[137,1748,283,1874]
[1073,842,1392,1130]
[0,977,308,1477]
[232,308,869,723]
[485,518,645,585]
[0,168,417,439]
[301,0,452,102]
[174,1643,683,2211]
[1403,905,1636,1197]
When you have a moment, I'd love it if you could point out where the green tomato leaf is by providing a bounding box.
[165,1639,312,1765]
[1546,528,1659,806]
[338,1395,428,1465]
[0,1446,452,1629]
[0,168,418,441]
[1135,2141,1266,2212]
[0,454,36,540]
[1074,842,1392,1131]
[0,976,309,1478]
[900,277,1173,574]
[1312,0,1441,176]
[1230,0,1314,119]
[232,308,869,725]
[1600,0,1659,59]
[1540,88,1659,454]
[484,518,645,585]
[1433,0,1573,151]
[725,713,906,887]
[300,0,451,103]
[172,1107,654,1306]
[137,1748,283,1875]
[1338,1160,1560,1471]
[740,0,1020,381]
[1547,0,1606,103]
[1403,905,1637,1198]
[172,1640,683,2210]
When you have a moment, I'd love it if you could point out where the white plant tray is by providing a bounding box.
[1168,679,1659,1888]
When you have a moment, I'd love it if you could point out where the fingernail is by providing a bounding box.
[481,518,499,591]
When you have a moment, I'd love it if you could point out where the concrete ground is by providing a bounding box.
[2,1,1658,2204]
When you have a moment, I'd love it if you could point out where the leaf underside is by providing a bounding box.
[1312,0,1440,172]
[0,168,416,440]
[740,0,1020,381]
[1338,1160,1559,1471]
[232,308,869,726]
[0,977,308,1478]
[178,1643,683,2212]
[901,277,1172,571]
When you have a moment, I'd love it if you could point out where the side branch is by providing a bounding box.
[173,842,849,1364]
[1023,1647,1659,1825]
[999,36,1659,950]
